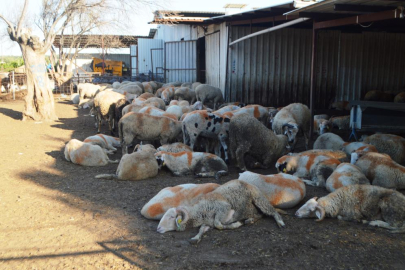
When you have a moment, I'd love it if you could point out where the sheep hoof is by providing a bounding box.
[188,237,200,245]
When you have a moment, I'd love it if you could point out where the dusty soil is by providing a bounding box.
[0,98,404,270]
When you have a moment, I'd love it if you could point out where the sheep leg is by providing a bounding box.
[244,214,263,225]
[219,138,229,164]
[250,187,285,228]
[235,144,250,171]
[189,225,211,244]
[367,220,396,230]
[302,179,317,186]
[214,220,243,230]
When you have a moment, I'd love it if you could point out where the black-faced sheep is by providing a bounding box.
[229,114,289,171]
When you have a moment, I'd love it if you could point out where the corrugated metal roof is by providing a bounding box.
[285,0,405,16]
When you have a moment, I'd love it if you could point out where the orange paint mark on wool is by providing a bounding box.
[253,106,260,119]
[147,203,164,218]
[187,152,193,167]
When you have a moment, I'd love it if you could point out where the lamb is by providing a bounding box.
[141,183,220,220]
[95,144,158,181]
[157,142,192,153]
[119,112,182,154]
[325,163,370,193]
[330,115,350,130]
[313,133,345,151]
[78,83,100,99]
[363,133,405,163]
[161,87,176,104]
[342,142,378,156]
[276,152,341,187]
[195,84,224,110]
[144,97,166,110]
[351,152,405,190]
[138,106,178,121]
[157,180,285,243]
[238,171,306,208]
[174,87,196,104]
[182,110,231,162]
[155,151,228,179]
[272,103,311,150]
[64,139,118,166]
[229,114,289,171]
[295,185,405,233]
[93,90,125,134]
[83,134,121,151]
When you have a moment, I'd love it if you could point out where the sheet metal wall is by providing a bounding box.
[226,27,405,109]
[130,45,137,76]
[155,24,202,42]
[165,40,197,82]
[137,39,164,75]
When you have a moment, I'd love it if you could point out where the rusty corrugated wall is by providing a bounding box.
[226,27,405,109]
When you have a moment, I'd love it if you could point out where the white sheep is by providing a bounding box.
[295,185,405,233]
[157,142,192,153]
[238,171,306,208]
[118,112,182,154]
[313,133,345,151]
[272,103,311,150]
[195,84,224,110]
[223,105,270,127]
[325,163,370,193]
[363,134,405,164]
[141,183,220,220]
[155,151,228,179]
[352,151,405,190]
[95,144,158,181]
[144,97,166,110]
[83,134,121,152]
[213,105,240,115]
[93,90,125,134]
[138,106,178,121]
[157,180,285,243]
[174,87,196,104]
[64,139,118,166]
[342,142,378,156]
[78,83,100,100]
[230,114,289,171]
[165,105,183,120]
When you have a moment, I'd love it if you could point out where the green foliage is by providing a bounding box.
[0,56,25,72]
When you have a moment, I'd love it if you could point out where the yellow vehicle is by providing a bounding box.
[92,57,123,76]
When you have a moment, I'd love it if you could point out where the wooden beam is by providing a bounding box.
[334,4,397,13]
[230,14,299,26]
[314,8,402,29]
[309,19,317,139]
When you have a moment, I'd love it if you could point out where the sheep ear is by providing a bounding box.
[315,206,325,222]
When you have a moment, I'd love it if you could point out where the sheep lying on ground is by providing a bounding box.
[84,134,121,151]
[313,133,345,151]
[155,151,228,179]
[157,180,285,243]
[272,103,311,150]
[342,142,378,156]
[295,185,405,233]
[213,105,240,115]
[95,144,158,181]
[230,114,289,171]
[119,112,182,154]
[175,87,196,104]
[93,90,125,134]
[364,90,394,102]
[325,163,370,193]
[71,94,80,104]
[276,152,341,187]
[157,142,192,153]
[64,139,118,166]
[330,115,350,130]
[182,110,231,162]
[141,183,220,220]
[195,84,224,110]
[352,152,405,190]
[297,149,348,162]
[238,171,306,208]
[363,134,405,164]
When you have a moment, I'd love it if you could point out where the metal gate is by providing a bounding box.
[130,45,138,76]
[151,48,164,81]
[164,40,197,83]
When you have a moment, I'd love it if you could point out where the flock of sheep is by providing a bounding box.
[64,80,405,243]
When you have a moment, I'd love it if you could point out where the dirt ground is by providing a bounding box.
[0,97,404,270]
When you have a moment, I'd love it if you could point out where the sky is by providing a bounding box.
[0,0,288,56]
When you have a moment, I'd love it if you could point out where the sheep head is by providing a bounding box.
[295,197,325,221]
[154,151,165,169]
[157,207,190,233]
[318,119,332,135]
[282,123,299,144]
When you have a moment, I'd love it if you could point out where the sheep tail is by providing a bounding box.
[95,174,118,180]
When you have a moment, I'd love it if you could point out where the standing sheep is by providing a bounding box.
[174,87,196,104]
[93,90,125,134]
[195,84,224,110]
[272,103,311,150]
[295,185,405,233]
[157,180,285,243]
[230,114,289,171]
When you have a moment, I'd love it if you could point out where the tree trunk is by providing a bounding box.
[21,45,58,121]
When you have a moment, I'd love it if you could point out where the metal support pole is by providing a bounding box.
[309,20,317,140]
[101,36,105,75]
[12,71,15,100]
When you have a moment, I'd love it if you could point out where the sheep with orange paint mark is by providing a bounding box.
[238,171,306,209]
[157,142,192,153]
[118,112,183,154]
[143,97,166,110]
[342,142,378,156]
[363,133,405,164]
[64,139,119,167]
[157,180,285,243]
[222,104,270,127]
[325,163,370,193]
[351,151,405,190]
[141,183,220,220]
[138,106,178,121]
[161,87,176,105]
[276,152,341,187]
[154,151,228,179]
[84,134,121,152]
[95,144,158,181]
